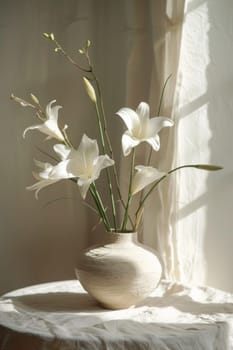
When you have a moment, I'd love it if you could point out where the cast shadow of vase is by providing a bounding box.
[5,291,101,313]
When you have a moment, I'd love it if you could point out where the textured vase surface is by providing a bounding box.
[75,231,162,309]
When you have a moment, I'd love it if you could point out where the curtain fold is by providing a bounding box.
[123,0,185,280]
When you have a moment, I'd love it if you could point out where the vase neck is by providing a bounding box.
[104,232,137,244]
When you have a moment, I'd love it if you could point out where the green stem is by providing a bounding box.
[94,102,106,153]
[90,183,111,231]
[157,74,172,116]
[11,94,46,121]
[138,74,172,228]
[94,102,117,230]
[53,38,90,73]
[95,77,122,197]
[91,73,134,228]
[121,149,135,231]
[46,38,127,229]
[146,74,172,166]
[136,74,173,229]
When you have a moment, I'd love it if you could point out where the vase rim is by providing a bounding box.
[107,230,137,234]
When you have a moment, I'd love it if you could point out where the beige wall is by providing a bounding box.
[0,0,232,295]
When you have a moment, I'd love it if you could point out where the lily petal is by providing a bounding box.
[53,144,73,160]
[131,165,166,195]
[122,133,140,156]
[93,155,115,180]
[33,159,53,171]
[146,134,160,151]
[148,116,174,137]
[49,160,72,179]
[77,178,93,199]
[46,100,62,121]
[43,120,64,141]
[23,124,41,138]
[26,179,60,199]
[136,102,150,123]
[78,134,99,169]
[116,107,140,135]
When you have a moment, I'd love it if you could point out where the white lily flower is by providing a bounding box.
[131,165,166,195]
[116,102,174,156]
[26,159,69,199]
[23,100,65,141]
[60,134,115,199]
[27,135,114,199]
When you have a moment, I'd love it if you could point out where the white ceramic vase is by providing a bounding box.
[75,231,162,309]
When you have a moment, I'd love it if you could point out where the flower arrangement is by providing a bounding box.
[11,34,222,233]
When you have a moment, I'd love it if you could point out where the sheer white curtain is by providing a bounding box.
[1,0,232,296]
[170,0,233,292]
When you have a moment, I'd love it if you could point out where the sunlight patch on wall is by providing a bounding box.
[173,0,211,285]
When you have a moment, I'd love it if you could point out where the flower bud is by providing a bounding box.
[86,40,91,48]
[43,32,55,41]
[194,164,223,171]
[30,93,40,105]
[83,77,97,103]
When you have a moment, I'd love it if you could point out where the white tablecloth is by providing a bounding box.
[0,279,233,349]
